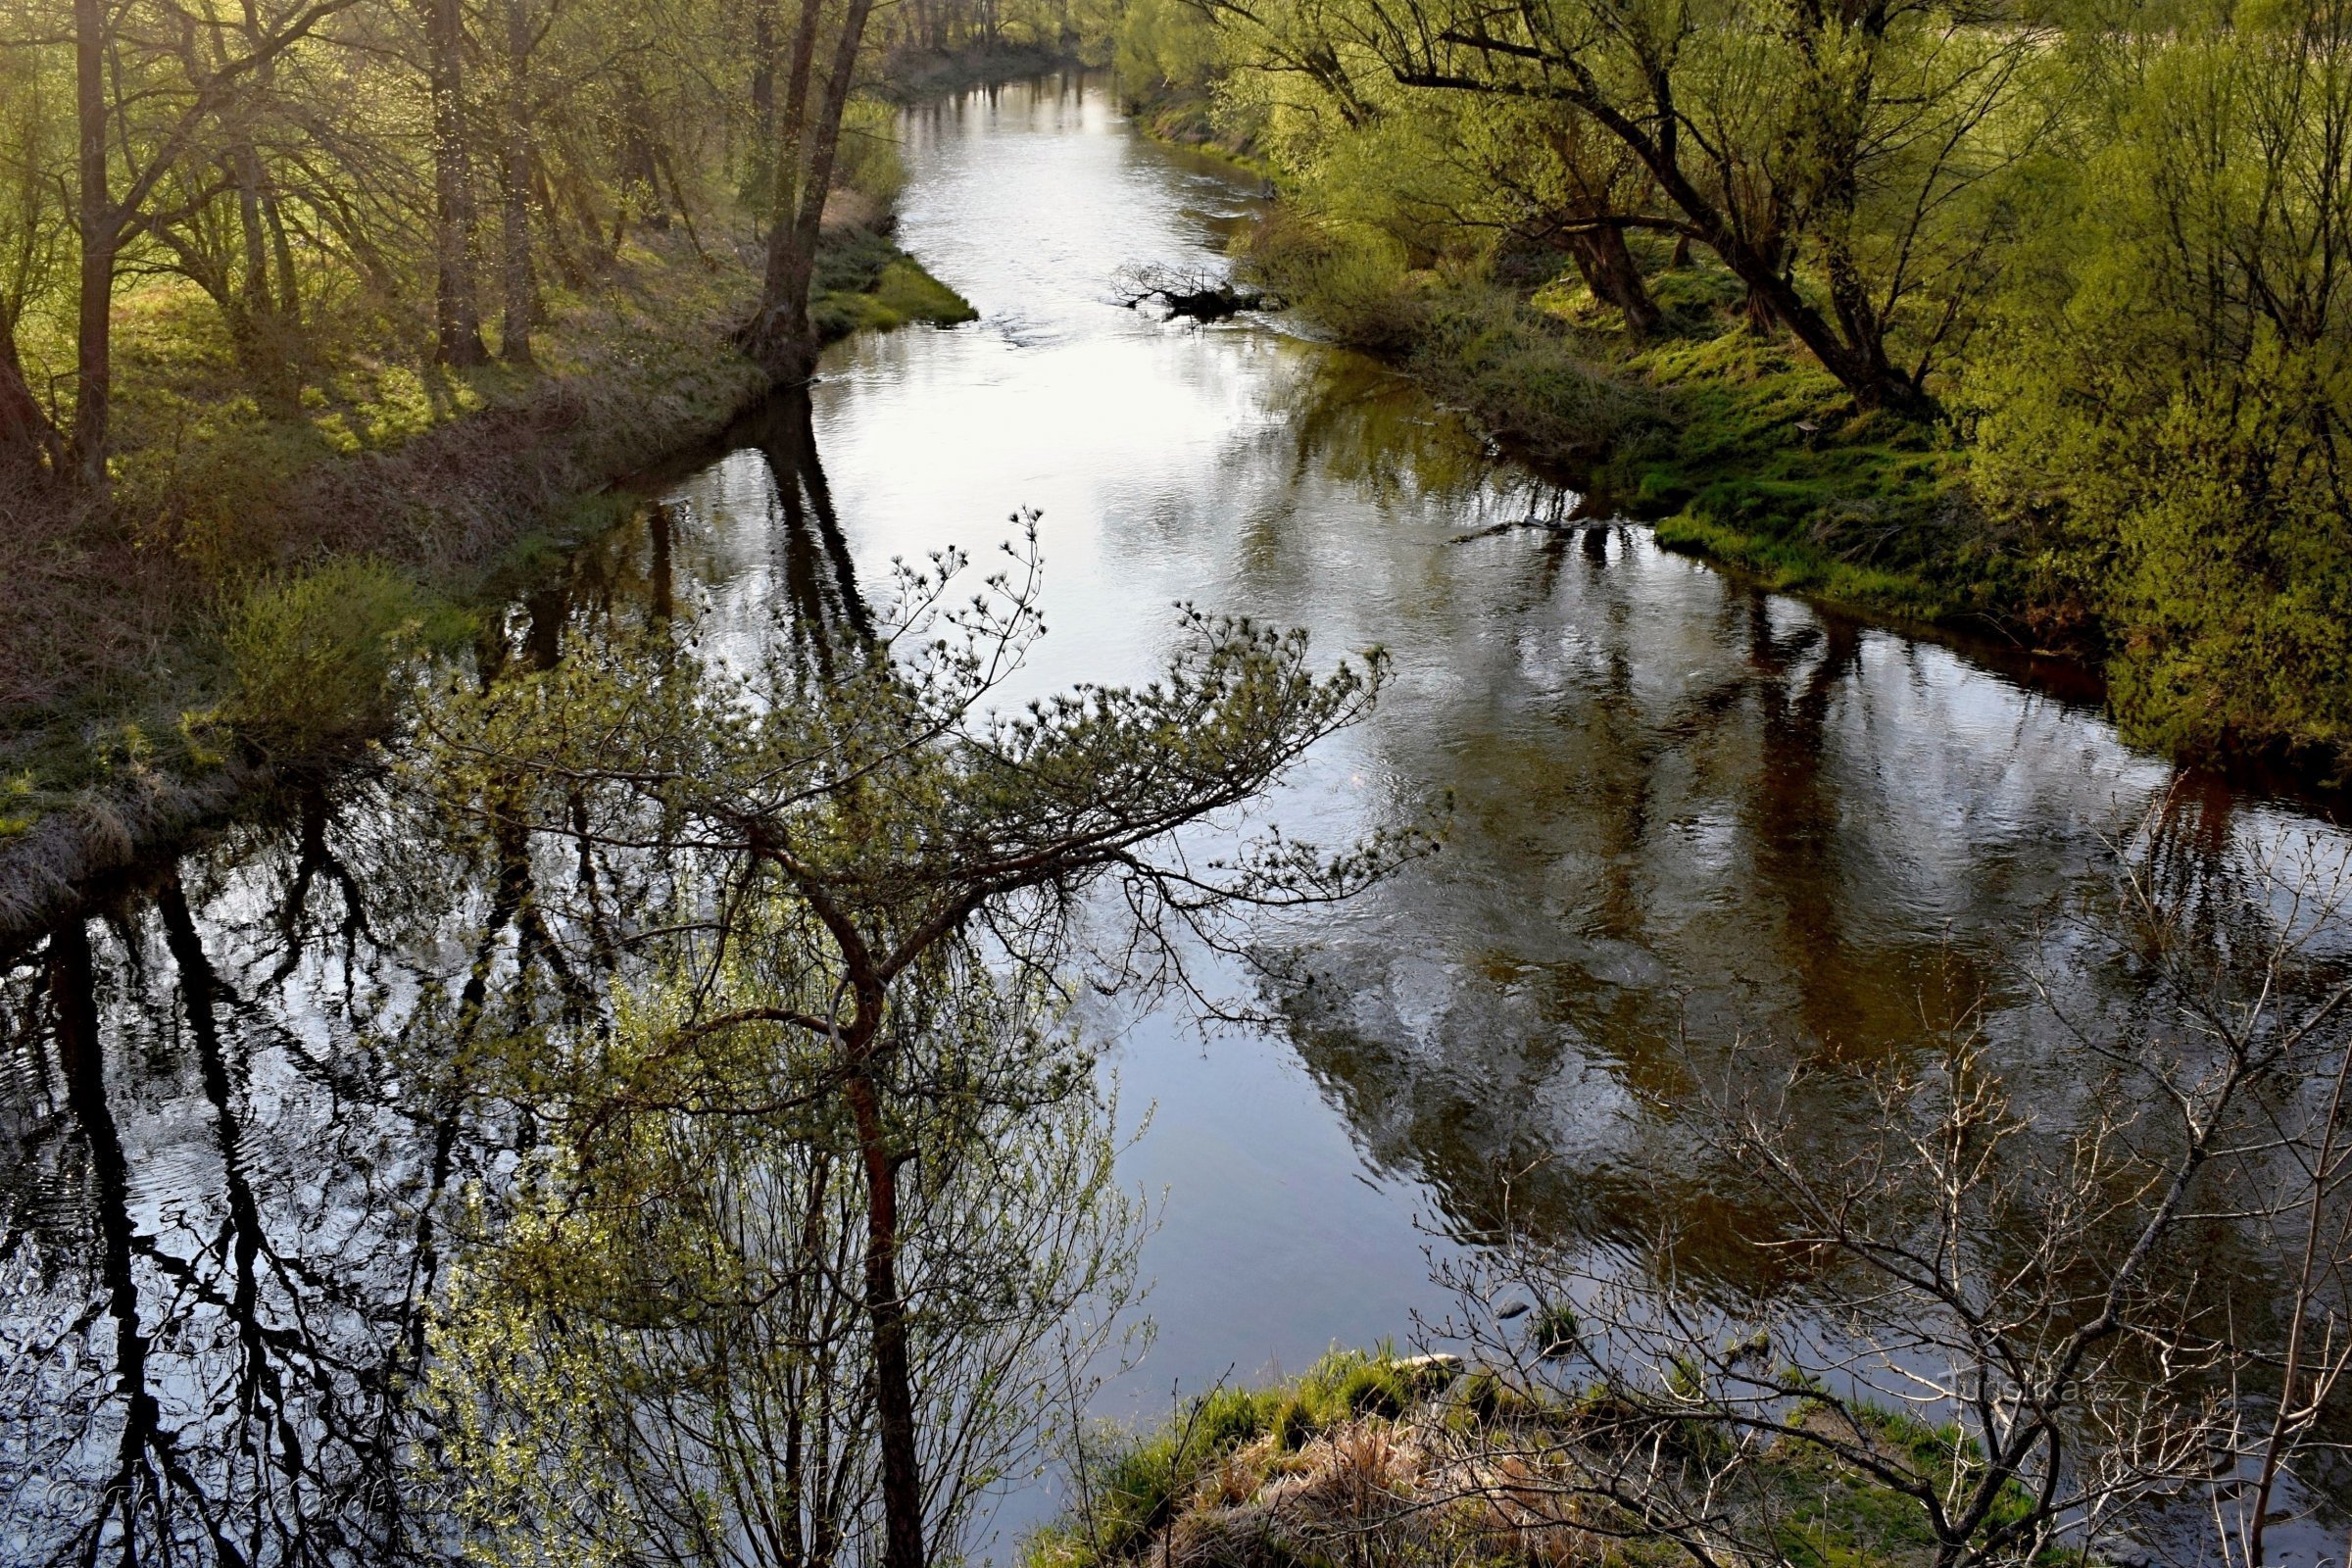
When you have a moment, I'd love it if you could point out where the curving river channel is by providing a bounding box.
[6,71,2352,1567]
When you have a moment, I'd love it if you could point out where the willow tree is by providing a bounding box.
[424,527,1415,1568]
[1211,0,2060,412]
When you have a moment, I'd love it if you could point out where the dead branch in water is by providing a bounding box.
[1112,264,1281,321]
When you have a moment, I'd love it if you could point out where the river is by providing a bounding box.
[4,71,2348,1567]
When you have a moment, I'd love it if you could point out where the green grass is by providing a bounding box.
[1593,325,1967,617]
[811,229,978,338]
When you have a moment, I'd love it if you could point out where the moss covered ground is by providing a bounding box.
[1502,263,1983,626]
[1594,328,1973,621]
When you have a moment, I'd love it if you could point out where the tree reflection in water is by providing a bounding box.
[0,388,868,1565]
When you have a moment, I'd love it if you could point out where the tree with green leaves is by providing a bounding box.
[420,525,1417,1568]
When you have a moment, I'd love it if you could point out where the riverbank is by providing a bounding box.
[1030,1349,2036,1568]
[0,220,973,940]
[880,39,1095,101]
[1241,222,1992,627]
[1231,216,2352,783]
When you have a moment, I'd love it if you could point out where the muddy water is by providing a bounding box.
[5,71,2349,1566]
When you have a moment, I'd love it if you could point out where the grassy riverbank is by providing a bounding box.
[0,220,972,930]
[1240,220,2352,780]
[1243,225,1988,631]
[1031,1349,2044,1568]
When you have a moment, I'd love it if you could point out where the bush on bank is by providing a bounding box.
[1030,1349,2049,1568]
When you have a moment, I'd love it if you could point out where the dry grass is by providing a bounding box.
[1032,1352,1991,1568]
[1133,1409,1616,1568]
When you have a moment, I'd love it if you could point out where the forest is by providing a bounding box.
[6,0,2352,1563]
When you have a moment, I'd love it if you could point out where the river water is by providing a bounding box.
[4,71,2349,1567]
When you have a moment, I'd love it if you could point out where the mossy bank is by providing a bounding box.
[1102,0,2352,784]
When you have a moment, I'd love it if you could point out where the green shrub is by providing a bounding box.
[1976,332,2352,765]
[1271,1395,1321,1452]
[1240,215,1429,355]
[1409,290,1660,461]
[222,560,465,758]
[1334,1360,1409,1419]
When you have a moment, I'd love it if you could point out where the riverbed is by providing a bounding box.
[4,72,2348,1567]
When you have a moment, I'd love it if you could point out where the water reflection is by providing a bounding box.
[4,70,2351,1565]
[2,798,468,1564]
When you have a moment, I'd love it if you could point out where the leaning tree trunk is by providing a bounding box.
[1632,134,1930,415]
[1565,227,1661,335]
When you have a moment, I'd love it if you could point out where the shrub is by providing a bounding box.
[222,559,464,758]
[1239,214,1429,355]
[1974,329,2352,766]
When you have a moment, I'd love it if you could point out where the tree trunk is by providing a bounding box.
[617,73,668,233]
[0,331,57,477]
[234,149,275,326]
[230,143,303,408]
[71,0,114,490]
[1635,139,1927,414]
[844,1062,926,1568]
[267,191,302,335]
[1565,227,1661,335]
[530,158,589,288]
[751,0,877,378]
[428,0,488,367]
[750,0,780,219]
[740,0,835,379]
[499,0,535,365]
[1397,70,1935,417]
